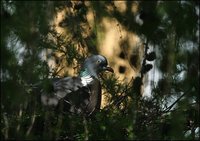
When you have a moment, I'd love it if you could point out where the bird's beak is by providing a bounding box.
[104,66,114,73]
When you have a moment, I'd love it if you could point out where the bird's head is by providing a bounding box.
[80,55,114,78]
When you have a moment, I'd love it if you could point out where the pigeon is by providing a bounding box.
[38,55,114,116]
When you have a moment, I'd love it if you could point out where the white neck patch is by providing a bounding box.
[81,75,93,86]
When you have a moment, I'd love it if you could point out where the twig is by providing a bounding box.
[26,112,36,136]
[16,105,23,132]
[3,114,9,139]
[83,116,89,140]
[141,40,149,79]
[162,88,192,113]
[104,78,133,110]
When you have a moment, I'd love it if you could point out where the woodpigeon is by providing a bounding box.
[39,55,113,116]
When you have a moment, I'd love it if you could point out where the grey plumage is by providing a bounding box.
[37,55,113,116]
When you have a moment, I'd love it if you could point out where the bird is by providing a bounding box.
[37,55,114,116]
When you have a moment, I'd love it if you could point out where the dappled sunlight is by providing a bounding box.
[50,2,143,82]
[98,17,142,82]
[48,2,144,108]
[113,1,127,14]
[2,1,198,140]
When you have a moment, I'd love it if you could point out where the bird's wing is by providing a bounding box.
[53,77,83,99]
[57,78,102,116]
[84,79,101,115]
[41,76,84,106]
[40,77,102,116]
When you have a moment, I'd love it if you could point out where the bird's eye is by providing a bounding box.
[96,60,101,64]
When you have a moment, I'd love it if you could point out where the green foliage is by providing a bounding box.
[1,1,199,140]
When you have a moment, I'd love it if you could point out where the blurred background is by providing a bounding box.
[1,1,199,140]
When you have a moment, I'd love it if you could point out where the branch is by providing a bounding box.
[26,112,36,136]
[3,113,9,139]
[104,78,133,110]
[16,105,23,132]
[83,116,89,140]
[140,40,149,79]
[162,88,192,113]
